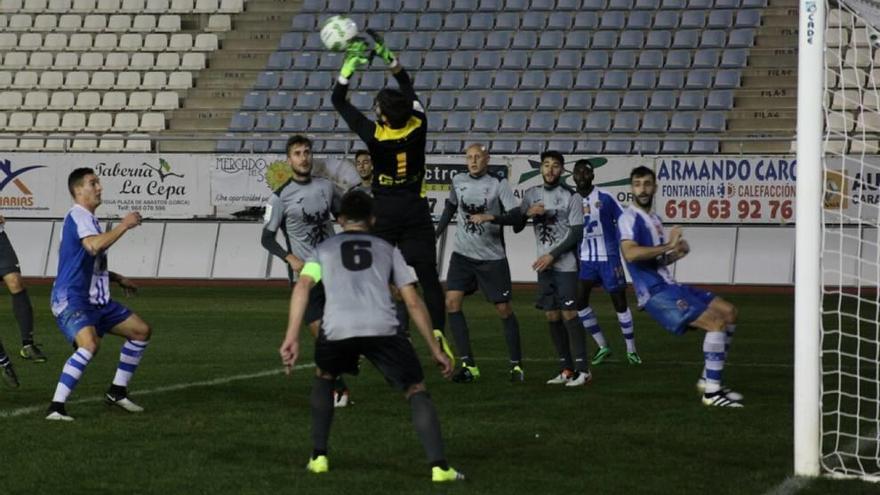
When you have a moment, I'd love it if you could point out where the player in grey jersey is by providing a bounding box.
[435,144,525,383]
[260,135,352,407]
[517,151,591,386]
[279,190,464,483]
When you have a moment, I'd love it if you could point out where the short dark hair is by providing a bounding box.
[68,167,95,197]
[376,89,412,128]
[339,190,373,223]
[573,158,594,171]
[354,150,370,160]
[540,150,565,166]
[286,135,312,156]
[630,165,656,182]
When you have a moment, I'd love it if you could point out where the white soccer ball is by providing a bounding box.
[320,15,359,52]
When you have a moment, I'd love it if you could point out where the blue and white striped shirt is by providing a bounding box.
[617,205,675,308]
[579,187,624,263]
[51,205,110,314]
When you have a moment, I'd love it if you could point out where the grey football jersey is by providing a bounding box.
[263,177,339,278]
[520,184,583,272]
[449,172,519,261]
[311,232,417,340]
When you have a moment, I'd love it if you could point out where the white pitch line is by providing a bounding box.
[0,363,315,419]
[761,476,813,495]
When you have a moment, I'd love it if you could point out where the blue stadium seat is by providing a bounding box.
[557,113,585,132]
[556,0,583,9]
[495,12,520,29]
[691,139,719,153]
[565,31,590,49]
[353,0,376,11]
[254,72,280,90]
[699,112,726,132]
[678,90,705,110]
[268,91,294,111]
[685,70,713,89]
[736,9,761,27]
[493,70,519,89]
[242,91,267,110]
[619,30,644,49]
[520,71,545,90]
[402,0,426,11]
[583,0,606,8]
[322,140,350,153]
[610,51,636,69]
[396,52,421,68]
[468,15,492,30]
[608,0,632,8]
[591,31,617,49]
[310,113,337,131]
[600,11,625,30]
[392,13,417,30]
[483,93,509,110]
[417,13,443,31]
[728,29,755,48]
[279,33,303,51]
[672,30,699,48]
[518,140,544,154]
[484,51,509,69]
[630,70,657,89]
[291,15,316,31]
[486,31,514,49]
[584,112,611,132]
[510,91,537,110]
[538,31,564,49]
[708,10,734,28]
[412,71,437,90]
[500,112,527,132]
[662,140,690,153]
[362,71,388,89]
[306,72,332,90]
[576,140,604,153]
[230,112,254,131]
[547,71,574,89]
[645,31,672,49]
[653,11,679,29]
[328,0,350,11]
[216,136,241,152]
[472,112,500,131]
[302,0,325,11]
[593,92,621,110]
[490,141,518,153]
[537,91,565,110]
[693,49,720,68]
[602,71,628,89]
[477,0,500,9]
[573,11,598,29]
[445,13,469,30]
[543,141,572,153]
[527,112,556,132]
[428,113,445,131]
[566,92,592,110]
[465,71,492,89]
[294,92,321,110]
[574,71,601,89]
[660,0,685,7]
[669,112,698,132]
[408,32,432,50]
[459,32,484,50]
[528,52,554,69]
[638,50,663,69]
[742,0,766,6]
[455,92,481,110]
[605,140,632,153]
[556,51,582,69]
[377,0,400,10]
[319,94,334,111]
[687,0,710,7]
[649,91,675,110]
[384,32,406,49]
[621,91,648,110]
[720,49,748,68]
[634,140,661,154]
[511,31,538,49]
[424,51,450,70]
[255,113,281,131]
[641,112,668,132]
[583,51,609,69]
[435,140,463,153]
[680,10,705,29]
[319,52,344,70]
[700,30,727,48]
[280,71,307,90]
[504,0,528,9]
[455,0,478,10]
[665,50,691,69]
[304,33,324,50]
[548,12,572,30]
[612,112,639,133]
[657,71,685,89]
[267,52,292,71]
[716,0,739,5]
[282,112,309,132]
[627,11,652,29]
[531,0,555,9]
[521,12,547,29]
[350,91,373,109]
[366,13,392,31]
[293,53,318,70]
[449,51,476,69]
[633,0,658,8]
[706,90,733,110]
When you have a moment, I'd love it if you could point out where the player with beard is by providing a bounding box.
[260,135,352,407]
[435,144,524,383]
[572,159,641,366]
[517,151,591,386]
[618,166,743,407]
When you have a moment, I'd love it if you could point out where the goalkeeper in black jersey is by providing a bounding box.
[331,31,453,363]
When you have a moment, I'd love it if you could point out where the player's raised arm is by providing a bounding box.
[330,40,374,142]
[81,211,141,256]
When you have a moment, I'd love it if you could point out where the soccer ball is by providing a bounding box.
[320,15,359,52]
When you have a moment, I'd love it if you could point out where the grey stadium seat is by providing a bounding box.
[472,112,500,131]
[268,91,294,111]
[677,90,705,110]
[645,31,672,49]
[455,92,480,110]
[583,51,609,69]
[483,92,509,110]
[634,140,661,154]
[575,140,604,154]
[691,139,719,153]
[499,112,527,132]
[630,70,657,89]
[230,112,254,131]
[242,91,268,110]
[584,112,611,132]
[557,112,585,132]
[428,92,454,110]
[445,113,470,132]
[566,92,592,110]
[498,51,523,70]
[649,91,676,110]
[438,71,465,90]
[600,11,625,29]
[511,31,537,49]
[467,15,492,30]
[528,52,554,69]
[465,71,491,89]
[685,70,713,89]
[281,112,309,132]
[715,70,742,89]
[574,70,601,89]
[280,71,307,90]
[610,52,636,69]
[593,92,621,110]
[486,31,513,50]
[602,71,628,89]
[612,112,639,133]
[537,91,564,110]
[708,10,734,28]
[310,113,336,131]
[490,141,518,154]
[547,12,572,30]
[527,112,555,132]
[665,50,691,69]
[661,140,690,153]
[621,91,648,110]
[590,31,617,49]
[255,113,281,131]
[721,49,748,68]
[700,30,727,48]
[254,72,280,90]
[495,12,520,30]
[605,140,632,153]
[672,30,699,48]
[669,112,698,132]
[657,71,685,89]
[693,49,720,68]
[493,70,519,90]
[521,12,546,30]
[638,50,663,69]
[653,10,679,29]
[680,10,705,29]
[520,71,545,90]
[547,71,574,89]
[294,92,321,110]
[445,13,469,30]
[433,33,458,51]
[509,91,537,110]
[280,33,303,50]
[736,9,761,28]
[557,51,582,69]
[706,90,733,110]
[564,31,590,49]
[573,11,598,29]
[627,11,652,29]
[449,51,476,70]
[698,112,726,132]
[546,140,575,154]
[641,112,668,132]
[538,31,564,49]
[618,30,644,49]
[306,72,332,90]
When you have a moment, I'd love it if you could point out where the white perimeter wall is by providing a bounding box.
[5,219,823,285]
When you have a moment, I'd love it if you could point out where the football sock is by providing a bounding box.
[448,311,473,365]
[702,324,736,380]
[413,262,445,332]
[702,331,726,394]
[52,347,93,403]
[618,309,637,353]
[564,317,589,372]
[547,320,573,370]
[311,377,335,453]
[11,290,34,345]
[501,314,522,363]
[112,339,149,387]
[409,391,446,465]
[578,307,608,348]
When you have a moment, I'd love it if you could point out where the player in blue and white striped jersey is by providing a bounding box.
[618,166,742,407]
[46,168,153,421]
[572,159,641,366]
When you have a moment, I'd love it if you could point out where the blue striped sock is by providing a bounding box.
[617,309,636,353]
[702,331,726,394]
[112,339,149,388]
[52,348,93,403]
[577,307,607,348]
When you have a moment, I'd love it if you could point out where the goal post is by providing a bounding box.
[795,0,823,478]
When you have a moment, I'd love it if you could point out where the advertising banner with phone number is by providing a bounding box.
[654,156,797,224]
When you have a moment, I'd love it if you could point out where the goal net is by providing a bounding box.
[818,0,880,481]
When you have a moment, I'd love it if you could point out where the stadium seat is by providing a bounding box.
[621,92,648,111]
[657,71,685,89]
[17,33,41,51]
[11,71,37,89]
[38,71,63,90]
[721,49,748,68]
[105,52,131,71]
[583,51,609,70]
[556,51,582,70]
[132,14,156,31]
[593,92,620,110]
[548,12,572,30]
[699,112,726,132]
[464,71,491,89]
[456,0,477,11]
[137,71,163,90]
[520,71,545,90]
[448,51,475,70]
[267,92,293,111]
[672,30,699,48]
[534,91,562,110]
[411,71,436,90]
[428,92,455,111]
[649,91,676,110]
[498,51,525,70]
[600,11,625,30]
[65,71,89,90]
[602,71,628,89]
[472,112,500,132]
[89,71,115,90]
[538,31,564,49]
[700,30,727,48]
[736,9,761,27]
[130,52,154,70]
[0,91,23,111]
[438,71,465,90]
[653,10,679,29]
[665,50,691,69]
[509,92,537,110]
[79,53,104,71]
[556,112,584,132]
[433,33,458,51]
[493,70,518,90]
[669,112,698,132]
[575,140,603,154]
[96,0,118,11]
[633,140,660,154]
[119,33,143,50]
[661,140,689,153]
[455,93,480,110]
[645,31,672,49]
[60,112,86,131]
[680,10,705,29]
[556,0,582,9]
[44,32,71,50]
[685,70,713,89]
[574,71,601,89]
[48,91,73,110]
[255,113,282,132]
[691,139,719,153]
[85,112,112,132]
[144,0,168,11]
[444,112,470,132]
[483,93,509,110]
[467,14,492,30]
[693,49,720,68]
[490,140,517,154]
[280,112,308,132]
[678,90,705,110]
[499,112,527,132]
[100,91,126,111]
[242,91,268,110]
[459,32,484,50]
[306,72,332,90]
[230,112,254,132]
[144,33,168,51]
[127,91,153,110]
[6,112,32,132]
[640,112,668,133]
[628,11,652,29]
[547,71,574,89]
[417,13,443,31]
[33,112,59,131]
[486,31,513,50]
[706,90,733,110]
[83,14,107,31]
[566,91,591,110]
[584,112,611,132]
[572,12,598,29]
[590,31,617,49]
[605,140,632,153]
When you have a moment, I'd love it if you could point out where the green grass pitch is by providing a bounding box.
[0,286,875,494]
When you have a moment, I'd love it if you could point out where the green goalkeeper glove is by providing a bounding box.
[365,28,397,67]
[339,39,369,80]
